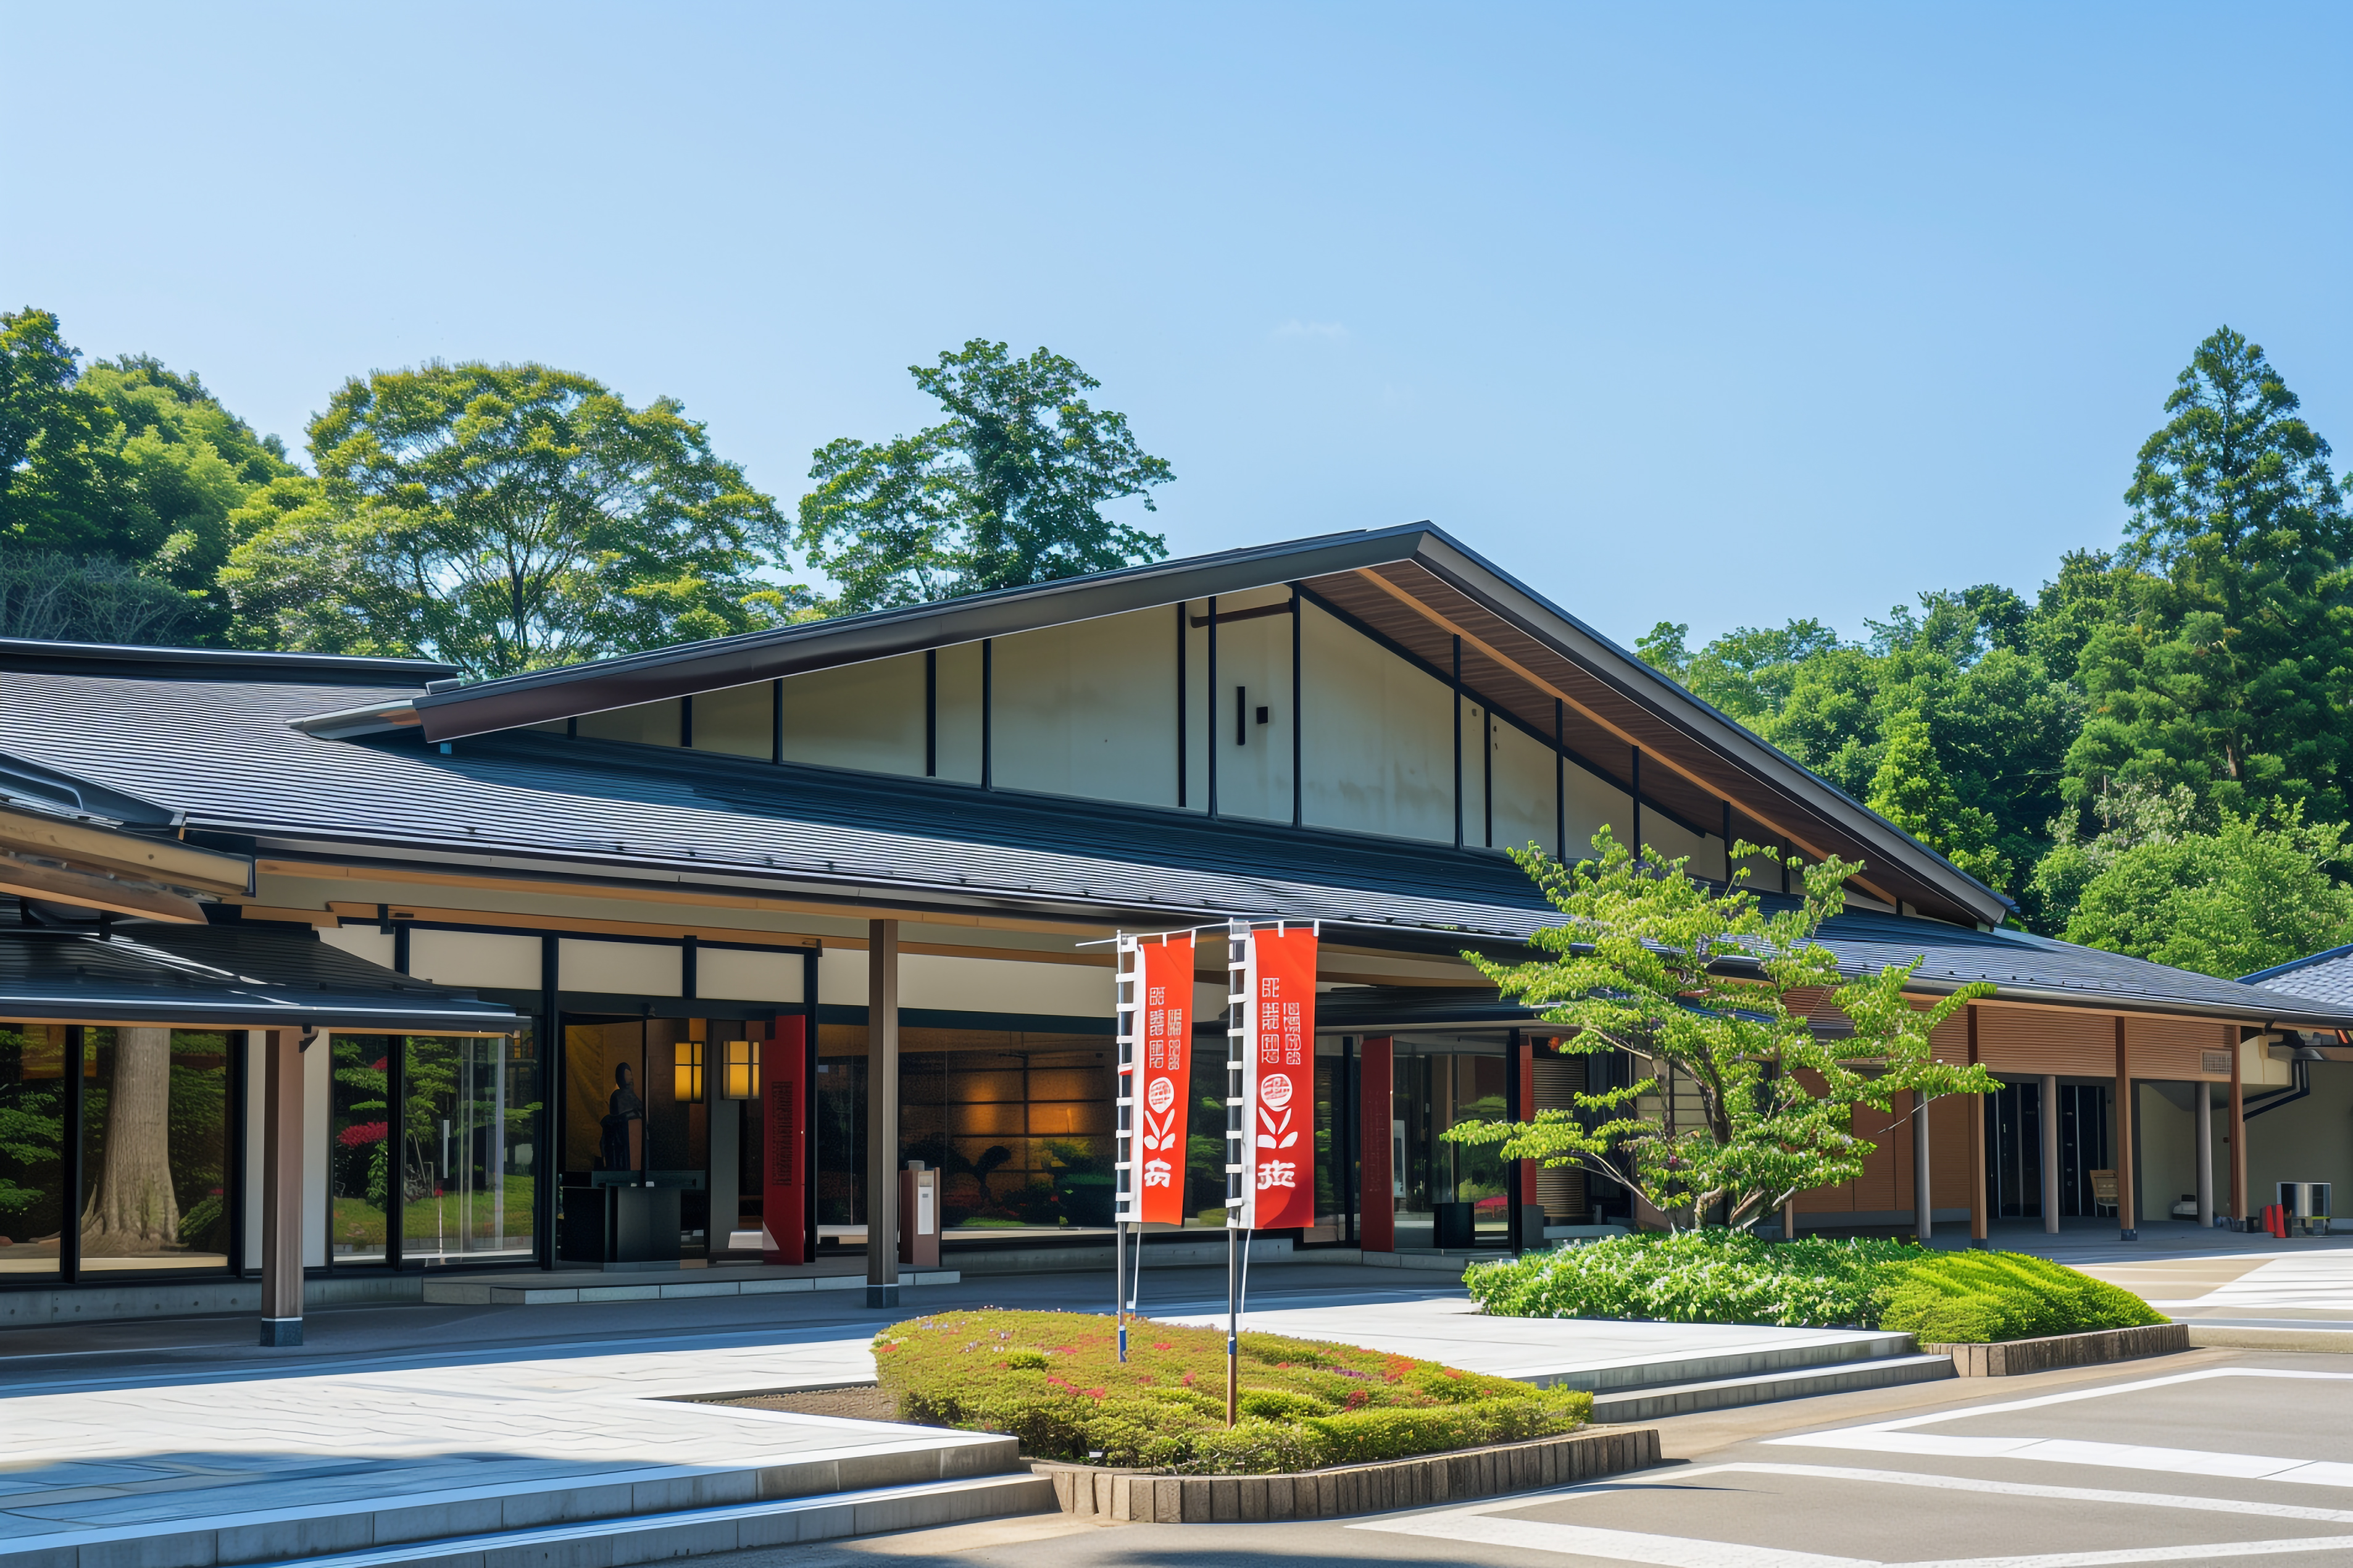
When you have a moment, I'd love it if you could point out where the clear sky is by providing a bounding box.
[6,2,2348,649]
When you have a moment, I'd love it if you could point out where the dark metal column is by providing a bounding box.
[866,920,901,1306]
[260,1027,307,1346]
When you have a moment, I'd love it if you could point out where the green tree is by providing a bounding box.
[1638,618,1843,725]
[1444,828,1995,1229]
[0,551,207,644]
[223,361,806,676]
[0,308,143,564]
[798,340,1172,612]
[1866,705,2009,888]
[2062,808,2353,978]
[2065,327,2353,824]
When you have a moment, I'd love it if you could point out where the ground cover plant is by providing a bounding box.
[872,1309,1589,1474]
[1464,1229,2164,1343]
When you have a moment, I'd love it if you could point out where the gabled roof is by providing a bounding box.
[0,637,457,687]
[290,524,2012,926]
[2244,944,2353,1009]
[4,671,2347,1030]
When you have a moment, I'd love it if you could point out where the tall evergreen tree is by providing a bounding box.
[2064,327,2353,822]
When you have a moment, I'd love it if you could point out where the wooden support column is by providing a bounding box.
[2195,1080,2215,1229]
[2114,1015,2137,1241]
[1968,1006,1988,1247]
[866,919,902,1307]
[259,1027,307,1346]
[1359,1036,1394,1253]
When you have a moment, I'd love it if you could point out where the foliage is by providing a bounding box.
[1878,1250,2164,1343]
[0,550,208,644]
[1,311,298,641]
[797,340,1172,614]
[2061,806,2353,978]
[2066,326,2353,825]
[1444,827,1996,1229]
[222,361,809,675]
[872,1309,1587,1473]
[1465,1230,2165,1343]
[1866,704,2009,888]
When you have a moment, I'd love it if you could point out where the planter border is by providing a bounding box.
[1033,1425,1659,1523]
[1924,1321,2189,1377]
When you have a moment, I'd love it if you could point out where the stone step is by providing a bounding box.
[1588,1352,1956,1422]
[164,1474,1059,1568]
[0,1430,1026,1568]
[1522,1330,1923,1395]
[419,1268,960,1306]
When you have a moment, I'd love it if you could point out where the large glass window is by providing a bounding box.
[79,1028,230,1272]
[0,1024,69,1277]
[328,1034,391,1264]
[1389,1035,1510,1249]
[402,1034,540,1264]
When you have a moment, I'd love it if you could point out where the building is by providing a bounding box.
[4,524,2347,1334]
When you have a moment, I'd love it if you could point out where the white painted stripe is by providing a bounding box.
[1772,1430,2338,1483]
[1352,1464,2353,1567]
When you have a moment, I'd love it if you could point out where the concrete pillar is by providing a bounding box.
[2114,1016,2137,1241]
[1913,1091,1933,1243]
[260,1027,307,1346]
[1968,1092,1988,1247]
[2195,1082,2214,1228]
[2228,1027,2246,1223]
[865,919,901,1307]
[2039,1075,2060,1235]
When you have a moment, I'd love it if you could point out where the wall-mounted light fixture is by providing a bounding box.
[723,1038,760,1100]
[673,1039,704,1101]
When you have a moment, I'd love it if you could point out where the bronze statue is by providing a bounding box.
[599,1062,643,1172]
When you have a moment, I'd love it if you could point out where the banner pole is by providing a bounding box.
[1114,933,1137,1363]
[1226,917,1249,1426]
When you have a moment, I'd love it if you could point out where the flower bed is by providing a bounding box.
[1465,1228,2165,1343]
[872,1309,1589,1474]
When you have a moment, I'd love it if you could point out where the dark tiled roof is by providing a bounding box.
[0,637,456,686]
[4,670,2350,1030]
[2244,944,2353,1009]
[0,914,522,1031]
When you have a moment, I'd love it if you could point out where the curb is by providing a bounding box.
[2186,1324,2353,1355]
[1032,1425,1660,1524]
[1922,1322,2191,1376]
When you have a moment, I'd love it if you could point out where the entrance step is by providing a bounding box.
[0,1428,1031,1568]
[1588,1352,1956,1422]
[419,1267,959,1306]
[1522,1330,1924,1396]
[159,1474,1060,1568]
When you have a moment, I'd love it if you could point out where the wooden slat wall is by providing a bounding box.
[2127,1015,2234,1081]
[1974,1006,2117,1076]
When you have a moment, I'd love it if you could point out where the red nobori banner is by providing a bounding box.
[1130,933,1194,1224]
[1240,925,1317,1230]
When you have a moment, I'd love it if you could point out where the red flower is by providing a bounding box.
[337,1122,388,1148]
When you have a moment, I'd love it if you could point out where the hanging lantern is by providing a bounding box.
[673,1038,704,1101]
[723,1038,760,1100]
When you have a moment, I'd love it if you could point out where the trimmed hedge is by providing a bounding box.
[873,1309,1590,1474]
[1465,1228,2165,1343]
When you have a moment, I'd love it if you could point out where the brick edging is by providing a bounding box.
[1032,1425,1660,1523]
[1923,1321,2191,1377]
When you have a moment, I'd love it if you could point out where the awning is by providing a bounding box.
[0,919,523,1033]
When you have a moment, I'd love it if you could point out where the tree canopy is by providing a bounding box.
[222,361,806,676]
[1444,829,1995,1228]
[796,340,1172,614]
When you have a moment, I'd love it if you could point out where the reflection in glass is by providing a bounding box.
[0,1024,68,1276]
[328,1035,390,1262]
[404,1033,539,1263]
[80,1029,230,1272]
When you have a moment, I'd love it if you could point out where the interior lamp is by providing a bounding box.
[673,1039,704,1101]
[723,1038,760,1100]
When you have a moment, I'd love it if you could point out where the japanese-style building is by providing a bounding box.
[4,523,2349,1335]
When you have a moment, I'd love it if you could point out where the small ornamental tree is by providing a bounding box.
[1445,828,1997,1230]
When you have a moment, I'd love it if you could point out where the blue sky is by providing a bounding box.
[6,2,2348,649]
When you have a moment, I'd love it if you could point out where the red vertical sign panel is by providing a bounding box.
[1133,934,1194,1224]
[1243,927,1317,1230]
[761,1015,809,1264]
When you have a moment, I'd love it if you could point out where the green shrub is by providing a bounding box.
[1467,1228,2164,1343]
[873,1308,1588,1473]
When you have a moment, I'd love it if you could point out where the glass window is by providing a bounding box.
[0,1023,69,1278]
[80,1028,231,1272]
[402,1033,539,1264]
[328,1034,391,1264]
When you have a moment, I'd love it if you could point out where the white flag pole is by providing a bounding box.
[1114,931,1139,1362]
